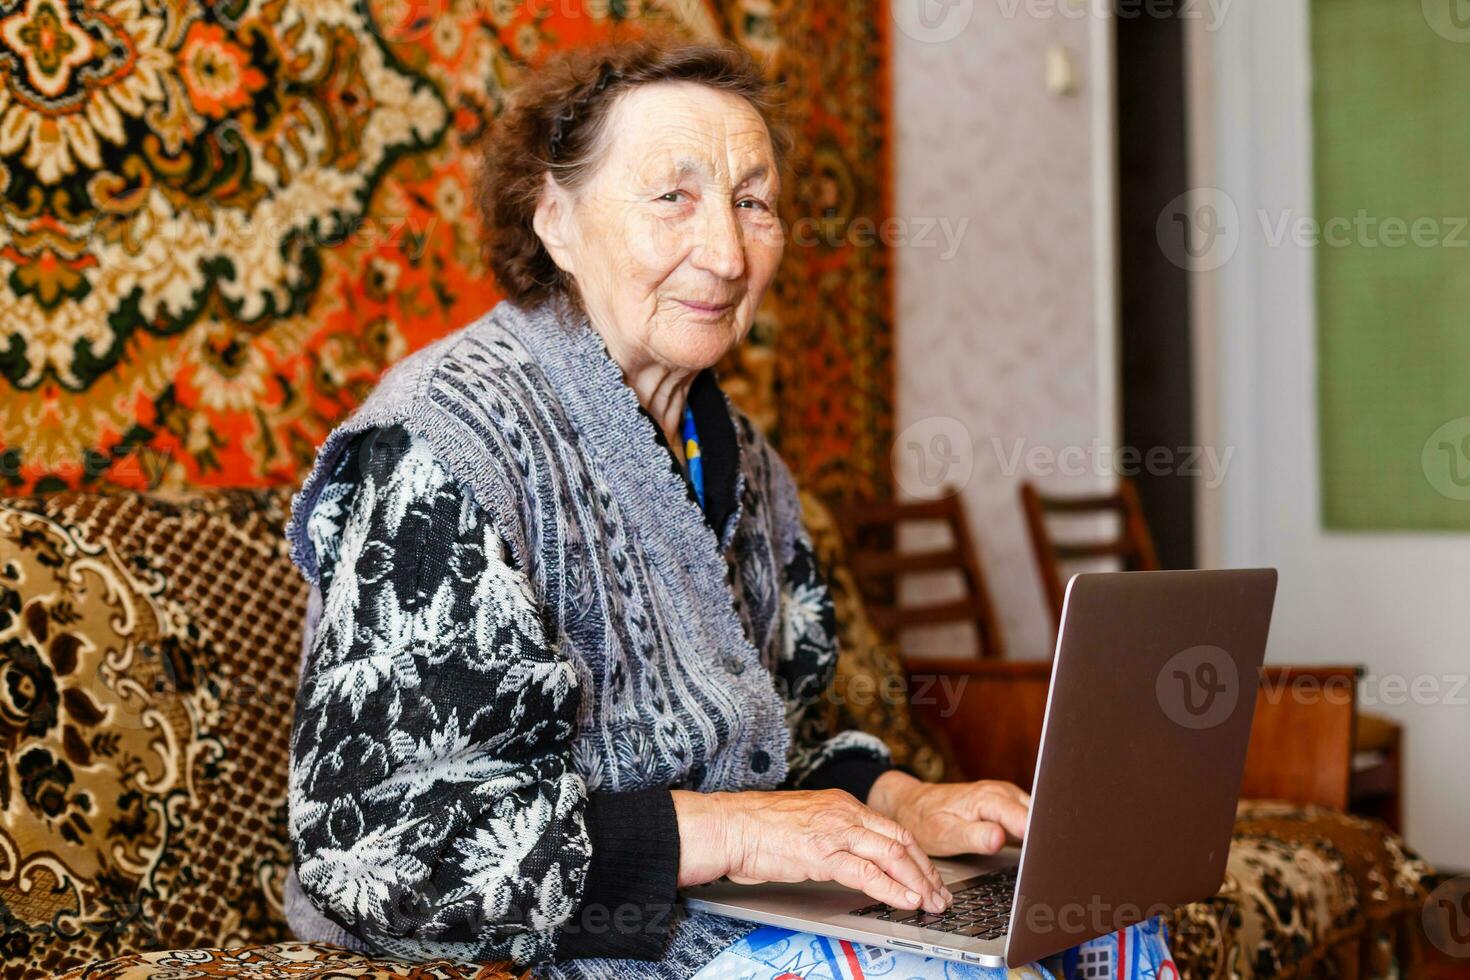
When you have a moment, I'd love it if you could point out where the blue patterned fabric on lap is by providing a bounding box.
[690,917,1175,980]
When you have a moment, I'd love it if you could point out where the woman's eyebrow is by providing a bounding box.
[735,163,771,188]
[662,158,772,186]
[669,158,704,181]
[631,157,695,191]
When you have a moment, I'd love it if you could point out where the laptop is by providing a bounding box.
[683,568,1278,967]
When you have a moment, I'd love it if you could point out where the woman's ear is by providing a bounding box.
[532,172,577,277]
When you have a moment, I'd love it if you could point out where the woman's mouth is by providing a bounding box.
[677,299,735,317]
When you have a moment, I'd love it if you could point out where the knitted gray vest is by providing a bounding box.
[283,298,805,972]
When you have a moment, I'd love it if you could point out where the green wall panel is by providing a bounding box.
[1314,0,1470,529]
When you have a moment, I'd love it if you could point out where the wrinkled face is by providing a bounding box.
[535,80,785,374]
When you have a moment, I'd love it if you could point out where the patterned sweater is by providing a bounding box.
[283,298,893,976]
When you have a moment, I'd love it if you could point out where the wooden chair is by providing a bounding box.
[1019,478,1160,627]
[834,488,1005,659]
[1016,478,1404,832]
[903,657,1361,810]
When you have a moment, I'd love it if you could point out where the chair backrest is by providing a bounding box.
[833,489,1005,659]
[1019,478,1160,627]
[902,658,1358,810]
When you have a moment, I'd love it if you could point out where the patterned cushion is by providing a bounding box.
[1165,802,1434,980]
[48,942,518,978]
[0,491,307,976]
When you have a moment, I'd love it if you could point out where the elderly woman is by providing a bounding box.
[282,35,1030,976]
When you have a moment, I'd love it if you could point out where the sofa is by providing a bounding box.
[0,488,1436,979]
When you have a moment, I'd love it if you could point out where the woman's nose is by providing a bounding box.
[693,205,746,280]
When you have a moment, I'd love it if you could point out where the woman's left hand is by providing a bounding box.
[866,770,1031,858]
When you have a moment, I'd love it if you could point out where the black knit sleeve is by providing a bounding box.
[288,426,677,966]
[775,529,895,801]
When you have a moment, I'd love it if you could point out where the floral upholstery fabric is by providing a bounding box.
[0,490,304,977]
[49,942,520,979]
[1164,802,1435,980]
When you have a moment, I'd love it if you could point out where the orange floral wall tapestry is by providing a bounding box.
[0,0,894,504]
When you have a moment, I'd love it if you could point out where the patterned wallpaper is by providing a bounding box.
[890,3,1110,661]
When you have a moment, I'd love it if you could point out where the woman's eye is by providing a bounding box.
[658,191,685,203]
[738,198,771,211]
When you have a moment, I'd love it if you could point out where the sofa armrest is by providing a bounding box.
[902,658,1358,809]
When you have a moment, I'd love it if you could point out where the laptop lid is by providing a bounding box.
[1005,568,1278,966]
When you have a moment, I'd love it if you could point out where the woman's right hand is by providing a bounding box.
[670,789,951,914]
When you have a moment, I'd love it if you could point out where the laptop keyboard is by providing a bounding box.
[849,867,1018,940]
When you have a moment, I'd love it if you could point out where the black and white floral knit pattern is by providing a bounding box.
[288,423,892,972]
